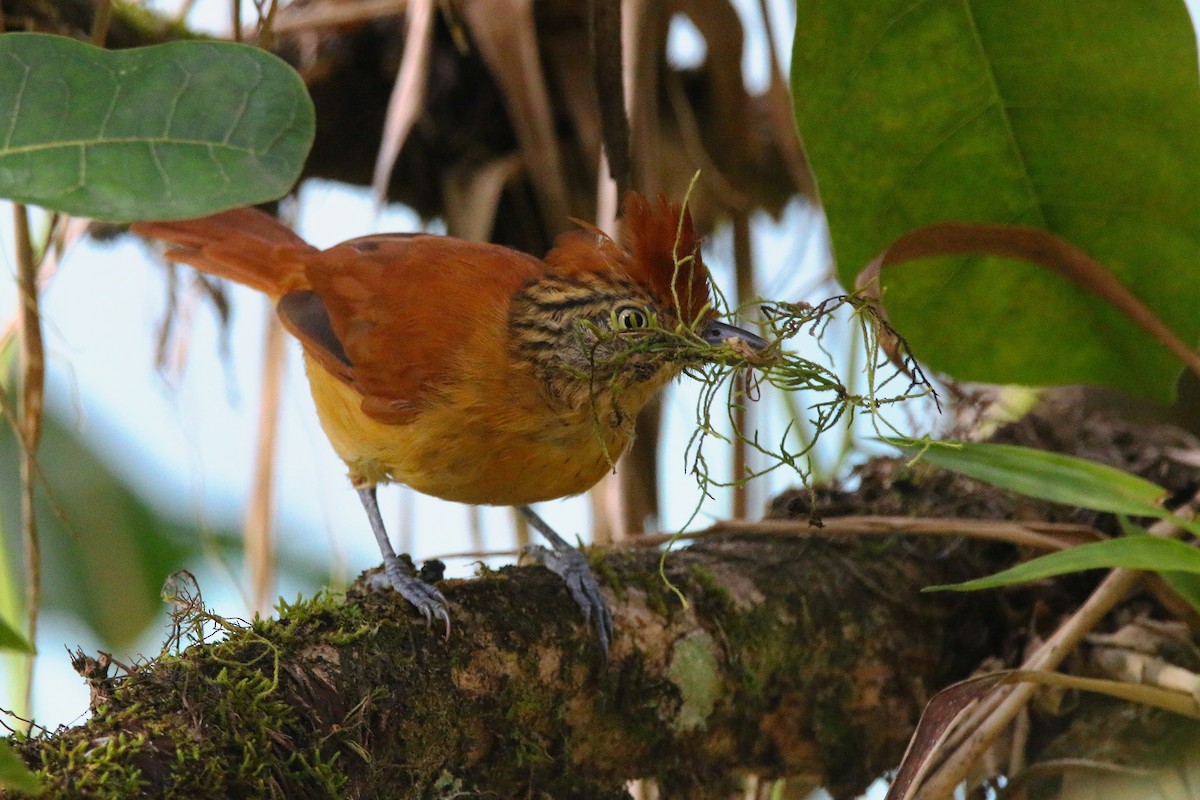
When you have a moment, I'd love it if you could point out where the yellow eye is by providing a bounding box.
[615,306,650,330]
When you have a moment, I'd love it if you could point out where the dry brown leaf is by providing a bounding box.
[459,0,570,234]
[371,0,434,205]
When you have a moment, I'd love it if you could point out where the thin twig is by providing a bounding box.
[245,309,286,615]
[731,211,754,519]
[89,0,113,45]
[663,70,750,212]
[232,0,242,41]
[426,515,1104,563]
[0,216,84,358]
[272,0,407,33]
[589,0,630,196]
[174,0,199,23]
[754,0,812,195]
[630,516,1100,551]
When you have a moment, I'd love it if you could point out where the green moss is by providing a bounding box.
[607,554,676,618]
[498,647,566,772]
[810,677,858,772]
[272,591,377,648]
[275,590,347,620]
[28,601,355,799]
[38,734,149,796]
[666,631,721,732]
[591,553,625,598]
[430,770,467,796]
[687,565,734,612]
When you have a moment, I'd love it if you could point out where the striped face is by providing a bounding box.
[507,272,687,414]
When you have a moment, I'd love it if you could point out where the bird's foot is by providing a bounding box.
[524,541,614,655]
[365,555,451,637]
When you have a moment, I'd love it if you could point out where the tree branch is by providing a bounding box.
[6,533,1005,799]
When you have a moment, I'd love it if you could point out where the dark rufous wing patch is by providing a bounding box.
[277,290,354,381]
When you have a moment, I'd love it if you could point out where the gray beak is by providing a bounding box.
[700,319,769,350]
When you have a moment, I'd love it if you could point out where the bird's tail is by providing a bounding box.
[132,208,317,297]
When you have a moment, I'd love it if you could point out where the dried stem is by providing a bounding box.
[89,0,112,45]
[272,0,407,32]
[731,211,754,519]
[246,310,286,615]
[13,203,45,711]
[370,0,434,205]
[231,0,242,41]
[915,495,1200,799]
[427,515,1104,563]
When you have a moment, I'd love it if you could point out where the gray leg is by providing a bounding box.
[359,487,450,636]
[519,505,613,654]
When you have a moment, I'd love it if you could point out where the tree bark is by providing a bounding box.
[6,532,1005,799]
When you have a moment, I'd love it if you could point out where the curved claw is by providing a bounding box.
[366,564,452,638]
[434,607,452,640]
[357,486,451,637]
[525,542,613,655]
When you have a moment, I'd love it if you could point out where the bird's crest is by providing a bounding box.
[621,192,711,326]
[547,193,712,326]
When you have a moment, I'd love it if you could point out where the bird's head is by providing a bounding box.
[508,193,767,421]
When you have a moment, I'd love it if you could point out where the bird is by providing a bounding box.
[132,192,767,651]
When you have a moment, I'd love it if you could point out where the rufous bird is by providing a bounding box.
[133,193,766,651]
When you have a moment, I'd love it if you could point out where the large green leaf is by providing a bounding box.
[0,33,313,220]
[792,2,1200,400]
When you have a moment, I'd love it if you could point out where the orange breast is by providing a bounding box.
[302,346,667,506]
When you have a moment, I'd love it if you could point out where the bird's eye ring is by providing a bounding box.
[614,306,650,330]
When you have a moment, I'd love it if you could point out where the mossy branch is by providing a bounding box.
[4,534,1004,799]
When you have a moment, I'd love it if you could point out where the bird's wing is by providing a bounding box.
[282,234,544,425]
[276,289,356,383]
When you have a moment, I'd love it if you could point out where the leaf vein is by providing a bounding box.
[3,57,30,151]
[148,142,172,198]
[839,0,938,114]
[0,138,263,156]
[222,58,262,147]
[206,143,231,185]
[163,69,190,139]
[97,82,120,140]
[961,0,1046,226]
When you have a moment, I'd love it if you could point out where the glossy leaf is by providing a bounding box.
[927,536,1200,592]
[0,739,40,793]
[792,1,1200,400]
[1158,571,1200,613]
[0,33,314,220]
[894,440,1170,517]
